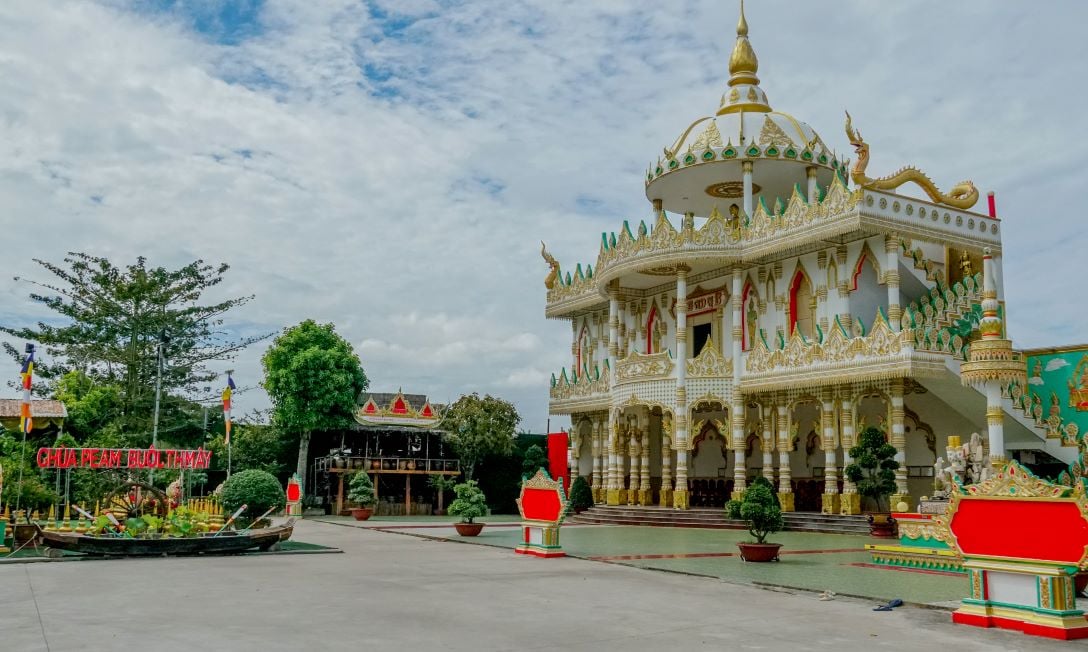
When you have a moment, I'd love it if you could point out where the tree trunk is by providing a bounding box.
[296,430,311,496]
[437,489,444,514]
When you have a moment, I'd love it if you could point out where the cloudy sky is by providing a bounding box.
[1,0,1085,433]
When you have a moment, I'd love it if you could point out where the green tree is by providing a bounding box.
[726,478,783,544]
[207,422,289,478]
[0,429,57,512]
[521,444,549,478]
[442,393,519,480]
[52,371,123,439]
[844,426,899,512]
[1,253,270,439]
[261,320,368,491]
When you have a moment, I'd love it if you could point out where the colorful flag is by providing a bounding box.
[20,347,34,434]
[222,374,236,445]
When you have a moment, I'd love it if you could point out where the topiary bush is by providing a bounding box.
[448,479,487,524]
[220,469,286,519]
[844,426,899,512]
[347,471,376,507]
[568,475,593,512]
[726,479,783,544]
[521,444,549,478]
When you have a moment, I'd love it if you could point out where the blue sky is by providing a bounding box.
[0,0,1086,433]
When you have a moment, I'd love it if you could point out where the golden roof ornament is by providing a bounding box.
[541,241,560,290]
[718,0,771,115]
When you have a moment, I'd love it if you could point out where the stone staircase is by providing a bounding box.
[568,505,871,535]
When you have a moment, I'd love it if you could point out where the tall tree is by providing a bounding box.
[261,320,367,490]
[442,393,519,480]
[1,253,269,438]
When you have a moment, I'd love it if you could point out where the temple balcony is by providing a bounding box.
[858,188,1001,253]
[545,264,605,319]
[740,314,947,394]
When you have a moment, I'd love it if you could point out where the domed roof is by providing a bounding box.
[645,2,846,218]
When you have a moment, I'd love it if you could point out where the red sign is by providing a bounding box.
[520,487,563,522]
[286,477,301,502]
[547,432,569,491]
[35,446,212,470]
[949,497,1088,564]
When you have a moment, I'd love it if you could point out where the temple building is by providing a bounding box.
[543,5,1083,513]
[315,390,459,516]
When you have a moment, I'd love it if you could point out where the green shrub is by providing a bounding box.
[726,480,783,544]
[521,444,549,478]
[448,479,487,523]
[347,472,376,507]
[220,469,286,519]
[568,475,593,512]
[844,426,899,512]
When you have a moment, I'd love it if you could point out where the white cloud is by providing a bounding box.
[1045,359,1071,372]
[0,0,1086,434]
[1028,376,1044,386]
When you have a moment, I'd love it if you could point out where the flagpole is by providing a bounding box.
[14,343,35,518]
[224,370,235,479]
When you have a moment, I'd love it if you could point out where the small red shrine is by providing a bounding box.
[515,469,568,558]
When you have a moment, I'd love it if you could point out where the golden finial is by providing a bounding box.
[727,0,759,84]
[737,0,749,36]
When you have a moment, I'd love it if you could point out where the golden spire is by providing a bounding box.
[718,0,770,115]
[727,0,759,87]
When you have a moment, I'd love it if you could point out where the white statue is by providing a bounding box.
[978,454,995,482]
[964,432,986,485]
[933,456,949,496]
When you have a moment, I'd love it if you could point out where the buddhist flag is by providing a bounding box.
[20,346,34,434]
[222,374,236,445]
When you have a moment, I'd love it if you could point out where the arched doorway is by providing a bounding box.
[690,422,732,507]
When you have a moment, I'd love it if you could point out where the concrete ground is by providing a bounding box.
[0,519,1072,652]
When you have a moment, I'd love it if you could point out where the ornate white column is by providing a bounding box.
[839,397,860,514]
[820,391,840,514]
[806,166,818,204]
[885,234,901,331]
[627,420,639,506]
[889,378,910,511]
[961,248,1023,472]
[674,265,691,509]
[761,406,774,484]
[591,415,603,502]
[836,245,852,334]
[639,409,651,505]
[660,412,674,506]
[606,283,621,506]
[776,400,795,512]
[731,266,746,499]
[742,161,754,219]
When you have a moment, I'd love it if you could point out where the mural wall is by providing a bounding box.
[1023,345,1088,443]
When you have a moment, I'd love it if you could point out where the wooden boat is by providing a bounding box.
[36,519,295,557]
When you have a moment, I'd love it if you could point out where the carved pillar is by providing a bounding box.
[820,391,840,514]
[889,378,910,511]
[742,161,754,220]
[731,266,746,500]
[885,234,901,331]
[806,166,818,204]
[836,245,852,333]
[776,401,795,512]
[639,410,652,505]
[673,266,691,510]
[591,415,603,502]
[761,405,774,484]
[626,419,639,506]
[660,413,673,507]
[839,397,860,514]
[838,397,860,514]
[606,285,621,506]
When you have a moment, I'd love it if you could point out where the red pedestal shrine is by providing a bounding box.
[515,469,568,558]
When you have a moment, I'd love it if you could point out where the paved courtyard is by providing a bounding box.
[0,519,1073,651]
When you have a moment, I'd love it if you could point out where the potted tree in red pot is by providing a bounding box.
[726,476,784,562]
[844,426,900,537]
[448,479,487,536]
[347,472,376,521]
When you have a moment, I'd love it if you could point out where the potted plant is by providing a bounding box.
[427,475,457,516]
[568,475,594,514]
[448,479,487,536]
[726,476,784,562]
[347,472,377,521]
[844,426,900,537]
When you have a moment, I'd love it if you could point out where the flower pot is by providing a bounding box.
[351,507,374,521]
[454,522,484,537]
[868,513,897,538]
[737,542,781,562]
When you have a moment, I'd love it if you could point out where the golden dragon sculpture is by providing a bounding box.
[541,241,560,290]
[844,111,979,210]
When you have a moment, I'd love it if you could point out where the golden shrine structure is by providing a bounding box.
[543,3,1085,515]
